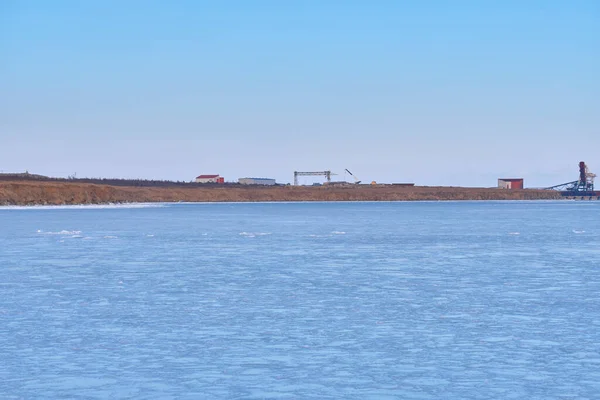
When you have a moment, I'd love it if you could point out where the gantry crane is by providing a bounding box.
[293,171,336,186]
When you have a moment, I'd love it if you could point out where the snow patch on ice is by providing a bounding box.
[38,230,82,236]
[239,232,271,238]
[2,203,168,210]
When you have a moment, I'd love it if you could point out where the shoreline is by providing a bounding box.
[0,199,571,208]
[0,180,563,206]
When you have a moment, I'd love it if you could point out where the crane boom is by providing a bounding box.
[345,169,361,184]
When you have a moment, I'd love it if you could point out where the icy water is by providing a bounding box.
[1,201,599,399]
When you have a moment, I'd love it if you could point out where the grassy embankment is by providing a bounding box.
[0,180,561,206]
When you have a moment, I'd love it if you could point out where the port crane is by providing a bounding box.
[545,161,596,195]
[345,169,361,184]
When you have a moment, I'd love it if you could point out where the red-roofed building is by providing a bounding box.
[195,174,224,184]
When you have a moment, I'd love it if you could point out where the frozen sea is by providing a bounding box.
[1,201,599,399]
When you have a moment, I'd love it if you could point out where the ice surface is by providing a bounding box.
[1,201,599,399]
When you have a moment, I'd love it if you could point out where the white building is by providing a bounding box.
[238,177,276,186]
[195,174,224,184]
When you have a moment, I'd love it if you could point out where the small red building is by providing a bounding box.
[498,178,524,190]
[195,175,224,184]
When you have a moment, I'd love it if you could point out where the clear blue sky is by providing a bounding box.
[1,0,598,186]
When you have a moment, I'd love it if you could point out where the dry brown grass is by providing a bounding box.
[0,181,561,205]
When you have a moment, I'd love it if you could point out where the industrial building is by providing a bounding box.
[498,178,524,189]
[195,174,224,184]
[238,177,276,186]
